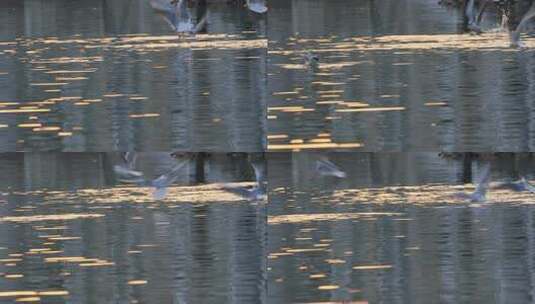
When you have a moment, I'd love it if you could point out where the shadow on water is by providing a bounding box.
[0,0,266,151]
[268,152,535,303]
[0,153,266,303]
[268,0,535,151]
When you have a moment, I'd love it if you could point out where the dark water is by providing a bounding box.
[0,0,266,151]
[0,153,266,303]
[267,0,535,151]
[268,153,535,303]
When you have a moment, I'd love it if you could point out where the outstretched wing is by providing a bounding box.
[151,158,189,189]
[246,0,268,14]
[470,161,491,201]
[223,185,254,200]
[474,161,490,192]
[316,157,346,178]
[193,11,209,34]
[113,165,146,184]
[150,158,190,200]
[521,177,535,193]
[251,157,266,184]
[121,152,137,169]
[149,0,178,31]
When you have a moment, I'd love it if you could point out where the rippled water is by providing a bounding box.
[268,153,535,303]
[0,0,266,151]
[0,153,266,303]
[267,0,535,151]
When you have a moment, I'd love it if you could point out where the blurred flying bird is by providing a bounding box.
[114,152,144,183]
[150,157,191,200]
[246,0,268,14]
[454,161,491,202]
[304,51,319,67]
[316,156,346,178]
[464,0,484,34]
[223,153,266,201]
[494,176,535,193]
[509,3,535,48]
[150,0,208,34]
[114,152,191,200]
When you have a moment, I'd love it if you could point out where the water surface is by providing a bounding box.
[268,153,535,303]
[0,0,266,151]
[0,153,266,303]
[268,0,535,151]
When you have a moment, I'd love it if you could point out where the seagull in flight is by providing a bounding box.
[316,156,346,178]
[304,51,319,68]
[113,152,192,200]
[494,176,535,193]
[454,161,491,202]
[246,0,268,14]
[150,0,208,35]
[223,153,266,201]
[114,152,144,183]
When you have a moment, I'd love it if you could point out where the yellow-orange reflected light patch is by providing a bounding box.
[336,106,405,113]
[129,113,160,118]
[352,264,393,270]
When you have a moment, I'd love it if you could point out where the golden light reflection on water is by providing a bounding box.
[45,257,114,267]
[0,33,266,146]
[268,212,402,225]
[268,142,363,151]
[272,181,535,207]
[269,187,414,303]
[0,174,262,302]
[328,183,535,205]
[15,297,40,302]
[295,301,369,304]
[9,182,256,206]
[128,280,148,286]
[0,213,104,223]
[14,34,267,51]
[268,106,315,113]
[268,180,535,291]
[0,291,68,299]
[352,265,393,270]
[129,113,160,118]
[335,106,405,113]
[268,33,535,152]
[317,285,339,290]
[271,33,532,55]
